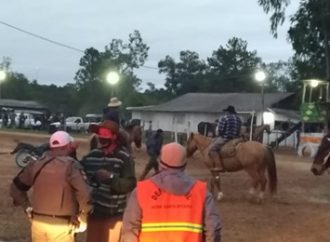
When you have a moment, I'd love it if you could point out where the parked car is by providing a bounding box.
[51,116,84,132]
[84,114,102,131]
[65,116,85,132]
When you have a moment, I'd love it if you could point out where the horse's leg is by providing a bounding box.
[257,168,267,202]
[245,168,260,202]
[211,170,223,201]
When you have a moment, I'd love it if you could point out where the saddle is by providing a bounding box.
[219,138,244,158]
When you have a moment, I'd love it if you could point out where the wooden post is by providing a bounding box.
[249,112,254,141]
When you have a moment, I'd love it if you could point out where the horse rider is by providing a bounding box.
[93,97,132,153]
[139,128,164,180]
[81,118,137,242]
[103,97,122,119]
[208,105,242,171]
[122,142,222,242]
[10,131,92,242]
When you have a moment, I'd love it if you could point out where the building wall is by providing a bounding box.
[132,111,253,133]
[131,110,300,148]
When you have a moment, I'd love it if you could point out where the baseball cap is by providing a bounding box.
[49,131,73,148]
[160,142,187,169]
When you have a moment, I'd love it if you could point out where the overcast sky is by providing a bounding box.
[0,0,299,89]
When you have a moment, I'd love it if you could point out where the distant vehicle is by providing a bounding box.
[51,116,84,132]
[50,114,103,133]
[84,114,102,131]
[65,116,85,132]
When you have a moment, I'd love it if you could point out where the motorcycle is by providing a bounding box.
[11,141,78,168]
[11,142,49,168]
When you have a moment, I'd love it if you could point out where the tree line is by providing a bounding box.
[0,0,328,117]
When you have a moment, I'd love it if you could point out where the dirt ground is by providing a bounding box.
[1,131,330,242]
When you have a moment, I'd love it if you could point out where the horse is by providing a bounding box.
[89,123,142,153]
[241,124,271,142]
[186,133,277,202]
[311,133,330,176]
[197,121,216,137]
[123,123,142,151]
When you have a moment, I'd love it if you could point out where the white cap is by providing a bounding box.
[49,131,73,148]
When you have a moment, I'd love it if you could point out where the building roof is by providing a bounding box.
[269,108,300,120]
[127,92,294,113]
[0,99,47,110]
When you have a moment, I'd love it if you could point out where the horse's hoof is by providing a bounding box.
[216,192,224,201]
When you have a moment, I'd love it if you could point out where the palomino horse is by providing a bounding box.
[311,133,330,175]
[186,133,277,202]
[89,124,142,153]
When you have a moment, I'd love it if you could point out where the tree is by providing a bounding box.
[265,60,298,92]
[159,51,207,95]
[288,0,330,81]
[74,30,150,113]
[258,0,291,37]
[207,37,262,92]
[158,56,179,95]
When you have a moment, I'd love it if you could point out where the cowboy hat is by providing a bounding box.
[107,97,122,107]
[223,105,236,114]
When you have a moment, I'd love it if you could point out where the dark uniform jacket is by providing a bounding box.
[10,152,92,216]
[146,133,163,156]
[80,147,136,217]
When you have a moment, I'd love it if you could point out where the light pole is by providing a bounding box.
[254,70,266,125]
[0,70,7,100]
[106,71,120,97]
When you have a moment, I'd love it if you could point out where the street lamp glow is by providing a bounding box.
[254,70,266,82]
[309,79,319,88]
[0,70,6,82]
[106,71,120,85]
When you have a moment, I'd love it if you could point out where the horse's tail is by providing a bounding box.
[265,146,277,194]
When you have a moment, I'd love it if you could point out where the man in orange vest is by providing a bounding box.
[122,142,222,242]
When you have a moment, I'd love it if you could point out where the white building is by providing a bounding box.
[127,92,300,146]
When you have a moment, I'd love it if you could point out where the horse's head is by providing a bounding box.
[311,134,330,176]
[264,124,271,135]
[186,133,198,158]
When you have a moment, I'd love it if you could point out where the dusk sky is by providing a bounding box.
[0,1,299,89]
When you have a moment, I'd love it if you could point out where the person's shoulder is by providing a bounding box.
[87,149,103,157]
[115,147,131,161]
[81,149,103,161]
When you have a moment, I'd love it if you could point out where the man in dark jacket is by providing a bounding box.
[10,131,92,242]
[81,117,136,242]
[139,129,164,180]
[122,143,222,242]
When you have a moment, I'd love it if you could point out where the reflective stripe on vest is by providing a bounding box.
[141,222,203,233]
[137,179,207,242]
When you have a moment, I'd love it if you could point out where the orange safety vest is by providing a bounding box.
[136,179,207,242]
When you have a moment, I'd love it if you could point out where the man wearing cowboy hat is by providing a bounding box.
[208,105,242,172]
[81,114,136,242]
[103,97,122,120]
